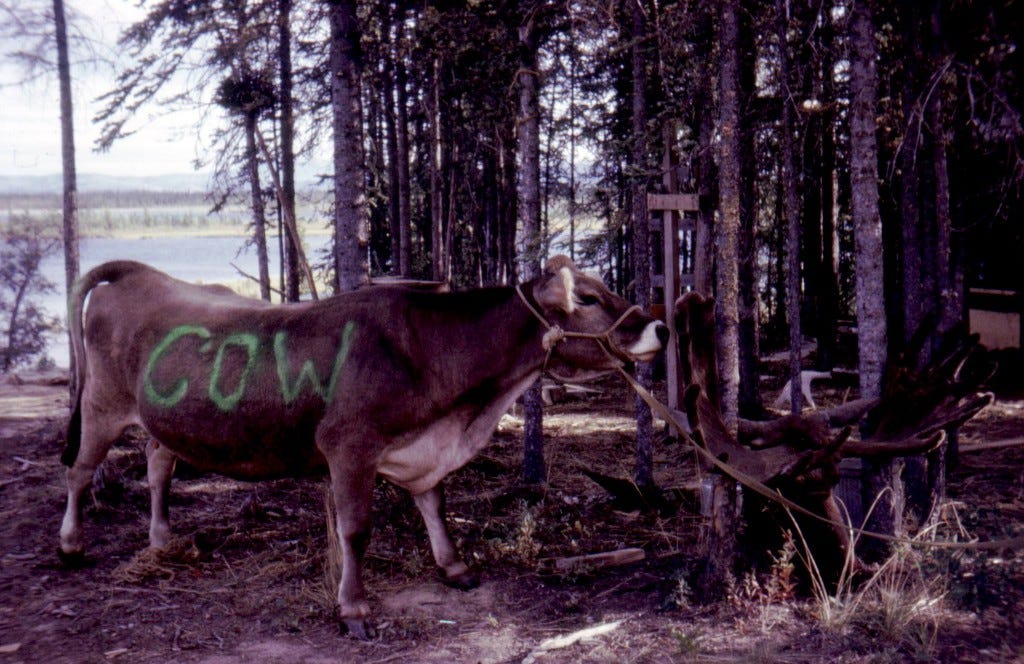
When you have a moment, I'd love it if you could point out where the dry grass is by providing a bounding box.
[2,373,1022,662]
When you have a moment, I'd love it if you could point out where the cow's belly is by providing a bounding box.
[140,406,326,481]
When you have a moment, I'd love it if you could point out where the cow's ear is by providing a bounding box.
[544,255,575,274]
[535,264,576,314]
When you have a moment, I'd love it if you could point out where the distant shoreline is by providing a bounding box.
[79,225,330,241]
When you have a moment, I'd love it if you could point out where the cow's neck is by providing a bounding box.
[377,289,549,493]
[440,287,549,396]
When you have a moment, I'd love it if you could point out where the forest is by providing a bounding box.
[64,0,1020,407]
[1,0,1023,659]
[7,0,1021,358]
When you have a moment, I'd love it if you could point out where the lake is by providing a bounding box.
[35,234,332,368]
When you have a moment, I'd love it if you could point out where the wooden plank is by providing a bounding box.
[662,210,683,415]
[647,193,700,211]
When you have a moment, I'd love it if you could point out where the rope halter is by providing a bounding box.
[514,284,645,372]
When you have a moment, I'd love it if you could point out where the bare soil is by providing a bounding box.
[1,371,1022,663]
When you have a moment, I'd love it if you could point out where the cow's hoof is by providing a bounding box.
[57,548,88,569]
[441,567,480,591]
[342,618,373,641]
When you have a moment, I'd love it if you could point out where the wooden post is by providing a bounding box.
[697,474,738,602]
[662,132,683,419]
[648,191,699,428]
[663,209,682,411]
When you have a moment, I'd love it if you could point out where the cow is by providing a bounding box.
[59,256,668,637]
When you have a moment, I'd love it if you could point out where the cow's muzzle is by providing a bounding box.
[626,321,669,362]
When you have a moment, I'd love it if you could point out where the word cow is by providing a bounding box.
[60,257,667,637]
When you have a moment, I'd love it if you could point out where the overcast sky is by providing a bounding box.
[1,0,211,178]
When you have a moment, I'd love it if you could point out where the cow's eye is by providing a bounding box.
[577,294,600,307]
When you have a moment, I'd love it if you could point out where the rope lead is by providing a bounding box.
[514,281,1022,552]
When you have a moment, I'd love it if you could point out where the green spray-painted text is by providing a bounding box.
[143,322,356,411]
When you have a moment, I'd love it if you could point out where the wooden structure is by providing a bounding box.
[647,190,704,423]
[645,127,711,422]
[968,287,1023,350]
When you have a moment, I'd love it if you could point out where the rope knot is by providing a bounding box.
[542,326,565,351]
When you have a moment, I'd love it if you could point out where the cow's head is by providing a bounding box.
[528,255,668,378]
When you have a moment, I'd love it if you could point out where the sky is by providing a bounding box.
[0,0,211,178]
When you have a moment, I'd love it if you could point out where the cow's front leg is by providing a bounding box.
[413,485,479,590]
[325,462,376,639]
[145,439,176,549]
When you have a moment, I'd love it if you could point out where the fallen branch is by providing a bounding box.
[12,456,39,470]
[537,547,644,574]
[959,437,1024,454]
[254,127,320,300]
[230,262,284,298]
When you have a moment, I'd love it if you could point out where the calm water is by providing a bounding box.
[36,234,331,368]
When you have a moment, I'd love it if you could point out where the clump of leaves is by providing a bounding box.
[670,626,703,656]
[486,500,544,566]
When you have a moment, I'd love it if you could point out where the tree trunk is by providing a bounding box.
[899,4,924,352]
[567,24,578,263]
[737,5,760,418]
[913,1,957,523]
[778,0,803,414]
[698,0,742,602]
[278,0,300,301]
[799,30,823,349]
[849,0,897,551]
[849,0,888,400]
[365,75,388,274]
[53,0,79,387]
[500,129,518,285]
[929,23,956,339]
[692,2,715,297]
[899,4,930,521]
[329,0,369,292]
[817,3,839,371]
[715,0,741,431]
[518,4,545,485]
[396,59,412,278]
[628,0,656,490]
[245,113,271,301]
[429,58,444,283]
[482,150,499,285]
[383,56,401,275]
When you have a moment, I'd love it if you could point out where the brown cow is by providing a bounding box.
[60,256,667,637]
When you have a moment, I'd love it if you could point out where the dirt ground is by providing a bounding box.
[1,370,1022,663]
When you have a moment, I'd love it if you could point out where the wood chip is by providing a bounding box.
[0,643,21,654]
[522,620,623,664]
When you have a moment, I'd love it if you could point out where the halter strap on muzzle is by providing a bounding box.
[515,284,644,368]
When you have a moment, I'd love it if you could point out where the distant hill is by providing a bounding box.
[0,162,332,195]
[0,172,211,194]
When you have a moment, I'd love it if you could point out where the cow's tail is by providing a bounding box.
[62,261,149,467]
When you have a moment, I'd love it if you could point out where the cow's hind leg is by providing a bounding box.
[413,485,479,590]
[323,456,376,639]
[146,439,177,550]
[59,410,127,563]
